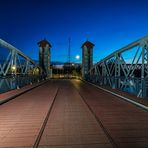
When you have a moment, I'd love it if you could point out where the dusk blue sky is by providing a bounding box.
[0,0,148,63]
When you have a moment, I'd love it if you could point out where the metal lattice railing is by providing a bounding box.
[87,36,148,98]
[0,39,37,76]
[0,39,43,93]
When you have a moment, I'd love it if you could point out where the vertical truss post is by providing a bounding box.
[141,42,148,97]
[102,62,106,85]
[115,53,120,89]
[141,44,146,97]
[145,42,148,78]
[146,44,148,98]
[141,46,145,79]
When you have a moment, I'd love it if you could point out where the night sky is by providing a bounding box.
[0,0,148,63]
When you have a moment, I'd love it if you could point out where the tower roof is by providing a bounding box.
[38,39,52,48]
[81,40,95,48]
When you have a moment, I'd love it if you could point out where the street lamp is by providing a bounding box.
[75,55,80,60]
[73,55,80,78]
[11,65,16,71]
[11,65,16,75]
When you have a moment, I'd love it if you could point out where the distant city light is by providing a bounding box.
[75,55,80,60]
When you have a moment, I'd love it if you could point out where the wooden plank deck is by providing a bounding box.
[72,79,148,148]
[0,79,147,148]
[0,81,58,147]
[39,80,113,148]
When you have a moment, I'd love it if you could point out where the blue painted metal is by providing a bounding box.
[87,36,148,98]
[0,39,43,91]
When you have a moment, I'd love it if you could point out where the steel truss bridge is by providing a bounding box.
[1,36,148,98]
[88,36,148,98]
[0,39,41,92]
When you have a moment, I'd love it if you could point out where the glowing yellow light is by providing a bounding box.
[11,65,16,71]
[75,55,80,60]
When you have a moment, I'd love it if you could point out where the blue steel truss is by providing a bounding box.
[88,36,148,98]
[0,39,37,76]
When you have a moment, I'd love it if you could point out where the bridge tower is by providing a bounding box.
[38,39,52,78]
[81,40,94,79]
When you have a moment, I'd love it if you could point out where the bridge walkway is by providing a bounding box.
[72,80,148,148]
[0,79,147,148]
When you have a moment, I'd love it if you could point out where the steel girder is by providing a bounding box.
[89,36,148,98]
[0,39,36,76]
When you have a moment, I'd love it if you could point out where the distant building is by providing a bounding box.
[38,39,52,78]
[81,40,94,79]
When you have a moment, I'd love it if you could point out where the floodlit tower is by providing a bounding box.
[81,40,94,79]
[38,39,52,78]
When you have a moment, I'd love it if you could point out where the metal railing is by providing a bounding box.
[0,75,44,94]
[86,75,148,98]
[88,36,148,98]
[0,39,43,93]
[0,39,36,76]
